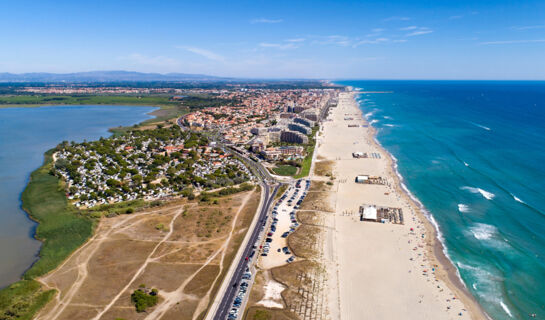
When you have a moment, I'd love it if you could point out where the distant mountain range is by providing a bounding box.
[0,71,229,82]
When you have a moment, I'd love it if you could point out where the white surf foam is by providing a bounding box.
[463,161,469,167]
[461,186,495,200]
[383,115,392,120]
[370,113,469,295]
[500,301,513,318]
[471,122,491,131]
[458,204,470,213]
[457,262,509,316]
[364,111,374,118]
[470,223,497,240]
[510,193,525,204]
[369,119,379,125]
[384,123,395,127]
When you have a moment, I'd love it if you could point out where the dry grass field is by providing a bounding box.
[34,189,260,320]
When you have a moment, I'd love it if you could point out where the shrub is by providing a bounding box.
[131,288,158,312]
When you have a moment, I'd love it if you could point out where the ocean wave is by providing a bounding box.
[458,204,470,213]
[364,111,374,118]
[461,186,495,200]
[471,122,492,131]
[369,119,379,125]
[469,223,497,240]
[510,193,525,204]
[377,131,468,297]
[383,115,392,120]
[467,223,513,252]
[457,262,511,317]
[500,301,513,318]
[463,161,469,167]
[384,123,395,127]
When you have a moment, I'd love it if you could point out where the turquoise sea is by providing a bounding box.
[0,105,156,288]
[338,81,545,320]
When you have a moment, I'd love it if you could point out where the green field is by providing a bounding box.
[0,150,95,320]
[293,145,314,179]
[0,280,56,320]
[22,150,94,279]
[294,125,319,179]
[0,95,175,107]
[272,165,298,176]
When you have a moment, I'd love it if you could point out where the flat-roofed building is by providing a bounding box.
[280,130,308,144]
[294,117,314,128]
[288,122,311,135]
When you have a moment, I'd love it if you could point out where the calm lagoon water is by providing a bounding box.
[0,105,155,287]
[338,81,545,320]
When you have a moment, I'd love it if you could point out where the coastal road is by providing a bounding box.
[179,126,278,319]
[213,182,278,320]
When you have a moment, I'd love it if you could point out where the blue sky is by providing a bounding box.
[0,0,544,79]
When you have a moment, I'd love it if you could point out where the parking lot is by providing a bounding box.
[224,179,310,319]
[259,179,310,269]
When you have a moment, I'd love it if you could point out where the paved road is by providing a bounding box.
[175,124,278,319]
[214,182,278,320]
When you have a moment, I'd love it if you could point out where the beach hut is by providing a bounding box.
[355,175,369,183]
[360,205,377,221]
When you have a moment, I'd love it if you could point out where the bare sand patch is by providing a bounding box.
[256,279,285,309]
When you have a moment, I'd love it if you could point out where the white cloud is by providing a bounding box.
[393,39,408,43]
[407,30,433,36]
[383,16,410,22]
[406,28,433,37]
[480,39,545,45]
[354,38,390,46]
[251,18,283,24]
[286,38,305,43]
[179,46,225,61]
[511,25,545,30]
[123,53,180,67]
[312,35,352,46]
[400,26,418,30]
[259,42,299,50]
[366,28,386,37]
[448,11,478,20]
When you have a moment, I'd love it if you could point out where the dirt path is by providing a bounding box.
[90,206,185,320]
[35,210,160,320]
[144,190,254,320]
[33,191,259,320]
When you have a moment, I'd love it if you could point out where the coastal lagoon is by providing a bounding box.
[0,105,156,287]
[339,81,545,320]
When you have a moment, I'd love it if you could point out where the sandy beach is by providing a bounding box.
[316,91,489,320]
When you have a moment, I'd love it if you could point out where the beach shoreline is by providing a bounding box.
[366,111,490,320]
[318,90,489,320]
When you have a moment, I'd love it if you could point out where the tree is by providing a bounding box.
[131,289,158,312]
